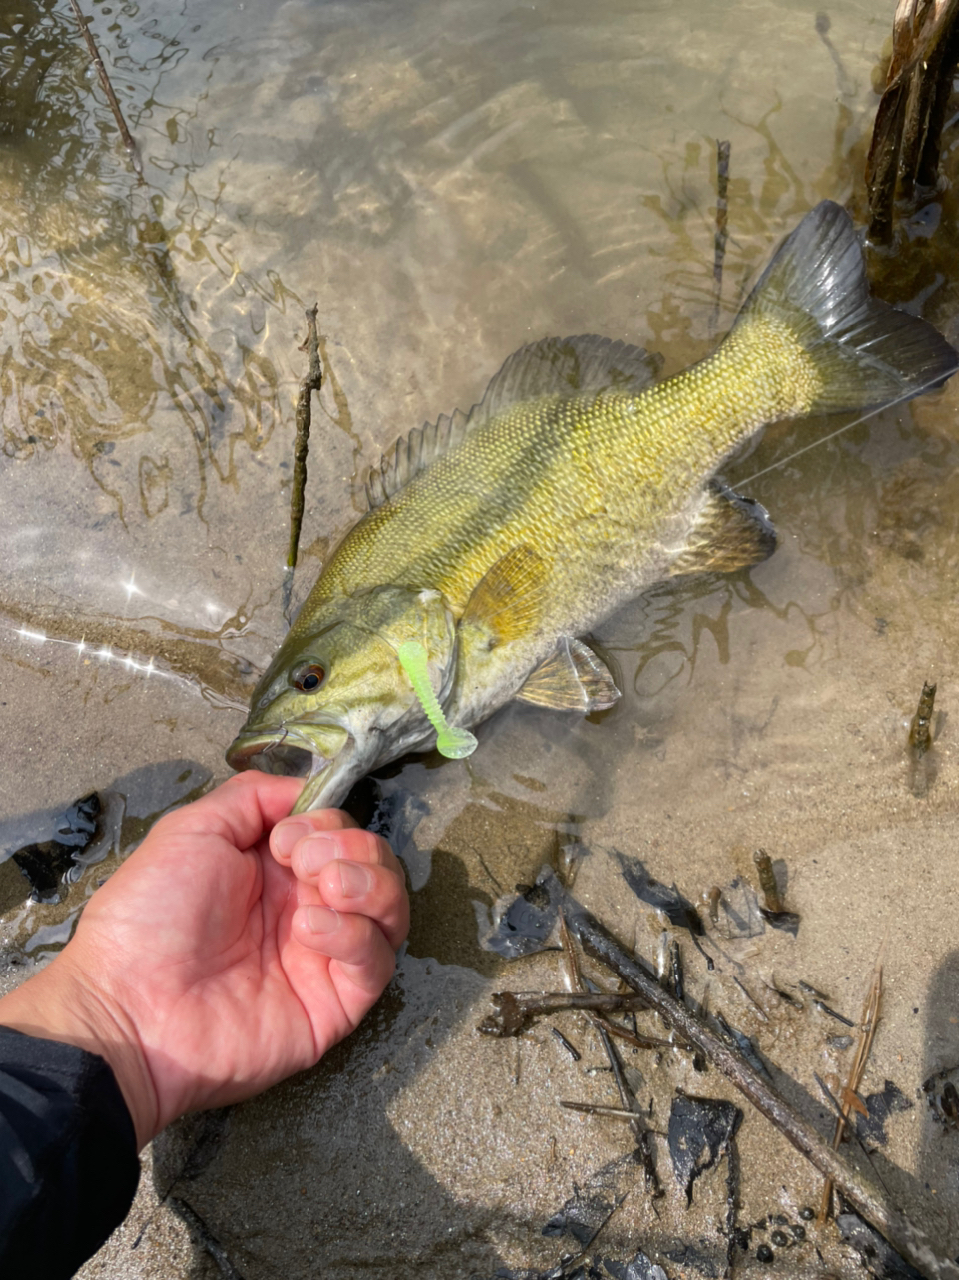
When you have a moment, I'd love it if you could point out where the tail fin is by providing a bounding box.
[734,201,958,411]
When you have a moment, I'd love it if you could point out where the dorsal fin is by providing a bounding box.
[365,335,662,510]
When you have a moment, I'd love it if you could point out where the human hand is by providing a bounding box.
[0,772,409,1148]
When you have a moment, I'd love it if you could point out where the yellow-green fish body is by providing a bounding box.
[228,202,957,812]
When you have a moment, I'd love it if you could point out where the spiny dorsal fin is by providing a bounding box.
[517,637,621,712]
[459,545,548,648]
[668,481,777,577]
[475,334,662,423]
[365,336,662,510]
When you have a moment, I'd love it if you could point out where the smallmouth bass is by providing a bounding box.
[227,202,957,812]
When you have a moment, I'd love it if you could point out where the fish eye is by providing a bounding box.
[292,662,326,693]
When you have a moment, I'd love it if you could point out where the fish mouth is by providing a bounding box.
[225,723,368,814]
[226,731,318,778]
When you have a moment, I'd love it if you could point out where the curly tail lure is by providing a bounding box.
[396,640,478,759]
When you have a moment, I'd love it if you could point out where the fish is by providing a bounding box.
[227,201,958,813]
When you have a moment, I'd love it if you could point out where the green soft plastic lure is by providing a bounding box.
[396,640,478,759]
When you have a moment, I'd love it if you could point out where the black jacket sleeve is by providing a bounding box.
[0,1025,140,1278]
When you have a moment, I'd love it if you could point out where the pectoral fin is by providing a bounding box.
[460,546,548,648]
[517,637,620,712]
[669,481,777,577]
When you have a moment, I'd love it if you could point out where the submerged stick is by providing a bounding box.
[552,879,959,1280]
[67,0,142,177]
[752,848,782,914]
[709,140,731,334]
[908,679,938,796]
[287,305,322,572]
[908,680,937,757]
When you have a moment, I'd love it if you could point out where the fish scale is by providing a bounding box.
[311,319,818,635]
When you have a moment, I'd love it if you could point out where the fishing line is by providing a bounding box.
[736,370,955,487]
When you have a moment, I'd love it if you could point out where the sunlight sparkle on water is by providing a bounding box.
[8,626,182,688]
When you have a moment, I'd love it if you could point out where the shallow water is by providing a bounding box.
[2,0,959,1275]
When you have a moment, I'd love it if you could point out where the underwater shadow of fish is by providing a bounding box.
[227,201,958,813]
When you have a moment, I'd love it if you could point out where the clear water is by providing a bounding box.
[2,0,959,1274]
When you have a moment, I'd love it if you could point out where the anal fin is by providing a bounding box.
[669,480,777,577]
[517,637,621,712]
[460,545,548,648]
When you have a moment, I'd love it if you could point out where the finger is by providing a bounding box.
[314,861,409,952]
[287,829,407,949]
[291,906,398,1006]
[270,809,359,864]
[288,828,401,879]
[156,772,305,852]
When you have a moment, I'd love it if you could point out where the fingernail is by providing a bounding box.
[272,820,311,859]
[304,905,339,934]
[300,835,338,876]
[337,862,372,899]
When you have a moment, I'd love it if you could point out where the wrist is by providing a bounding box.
[0,952,159,1149]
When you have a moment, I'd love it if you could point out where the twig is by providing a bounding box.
[819,945,884,1221]
[908,679,938,796]
[282,305,322,621]
[710,140,731,334]
[550,878,959,1280]
[909,680,937,758]
[559,911,660,1192]
[551,1026,581,1061]
[288,305,322,572]
[732,976,770,1023]
[597,1020,672,1054]
[170,1199,246,1280]
[478,990,653,1037]
[752,848,782,913]
[67,0,142,177]
[560,1100,656,1121]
